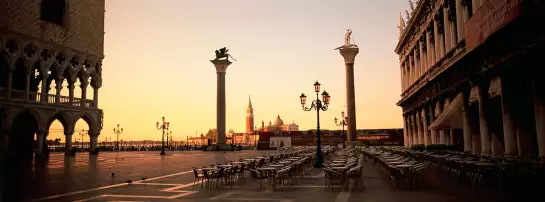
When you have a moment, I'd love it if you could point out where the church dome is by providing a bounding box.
[273,114,284,126]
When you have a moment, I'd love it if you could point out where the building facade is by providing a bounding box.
[396,0,545,160]
[1,0,105,158]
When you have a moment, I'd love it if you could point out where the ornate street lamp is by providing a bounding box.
[113,124,123,152]
[156,117,170,155]
[334,111,348,148]
[79,129,87,151]
[254,126,258,150]
[300,80,331,168]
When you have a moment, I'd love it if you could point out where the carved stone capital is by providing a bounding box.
[339,47,359,64]
[211,59,232,73]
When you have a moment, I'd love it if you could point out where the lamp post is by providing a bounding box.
[113,124,123,152]
[300,81,331,168]
[156,117,170,155]
[254,126,258,150]
[334,111,348,148]
[79,129,87,151]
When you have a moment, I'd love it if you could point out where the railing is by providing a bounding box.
[0,87,96,108]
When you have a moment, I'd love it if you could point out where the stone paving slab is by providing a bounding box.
[14,150,524,202]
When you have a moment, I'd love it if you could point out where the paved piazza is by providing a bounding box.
[12,150,509,202]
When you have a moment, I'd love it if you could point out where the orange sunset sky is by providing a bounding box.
[49,0,411,142]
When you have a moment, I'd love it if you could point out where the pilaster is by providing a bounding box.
[430,103,438,144]
[461,91,473,153]
[477,84,492,156]
[501,78,518,157]
[533,78,545,163]
[455,0,465,42]
[422,109,430,146]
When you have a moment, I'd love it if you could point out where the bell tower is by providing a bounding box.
[246,96,254,134]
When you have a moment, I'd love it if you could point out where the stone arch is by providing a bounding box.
[20,108,46,130]
[72,112,98,133]
[46,110,72,133]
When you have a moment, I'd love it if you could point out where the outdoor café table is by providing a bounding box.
[261,167,279,191]
[396,164,414,189]
[269,164,285,168]
[333,160,346,163]
[231,161,245,165]
[217,164,233,168]
[278,161,291,164]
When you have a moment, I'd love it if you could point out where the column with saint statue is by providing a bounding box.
[335,28,359,145]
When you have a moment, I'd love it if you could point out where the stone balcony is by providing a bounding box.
[0,87,96,108]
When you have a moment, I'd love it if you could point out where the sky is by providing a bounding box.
[49,0,412,142]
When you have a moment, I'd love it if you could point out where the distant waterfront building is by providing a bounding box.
[395,0,545,159]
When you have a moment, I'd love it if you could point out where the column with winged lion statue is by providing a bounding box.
[210,47,236,151]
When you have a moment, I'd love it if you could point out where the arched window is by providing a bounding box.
[40,0,66,26]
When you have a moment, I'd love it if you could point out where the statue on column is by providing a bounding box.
[409,0,415,13]
[335,28,358,50]
[214,47,237,61]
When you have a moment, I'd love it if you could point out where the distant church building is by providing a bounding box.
[259,115,299,133]
[245,96,299,134]
[246,96,254,134]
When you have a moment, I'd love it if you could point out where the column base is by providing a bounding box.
[208,144,233,151]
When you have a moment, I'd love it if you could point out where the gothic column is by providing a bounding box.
[455,0,465,42]
[422,109,430,146]
[35,131,46,156]
[80,81,88,108]
[89,132,99,155]
[24,71,30,102]
[40,75,48,103]
[462,91,473,152]
[533,78,545,163]
[93,87,99,108]
[64,131,74,155]
[501,78,518,157]
[6,72,12,100]
[68,83,74,106]
[55,78,63,105]
[477,84,492,156]
[430,103,438,145]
